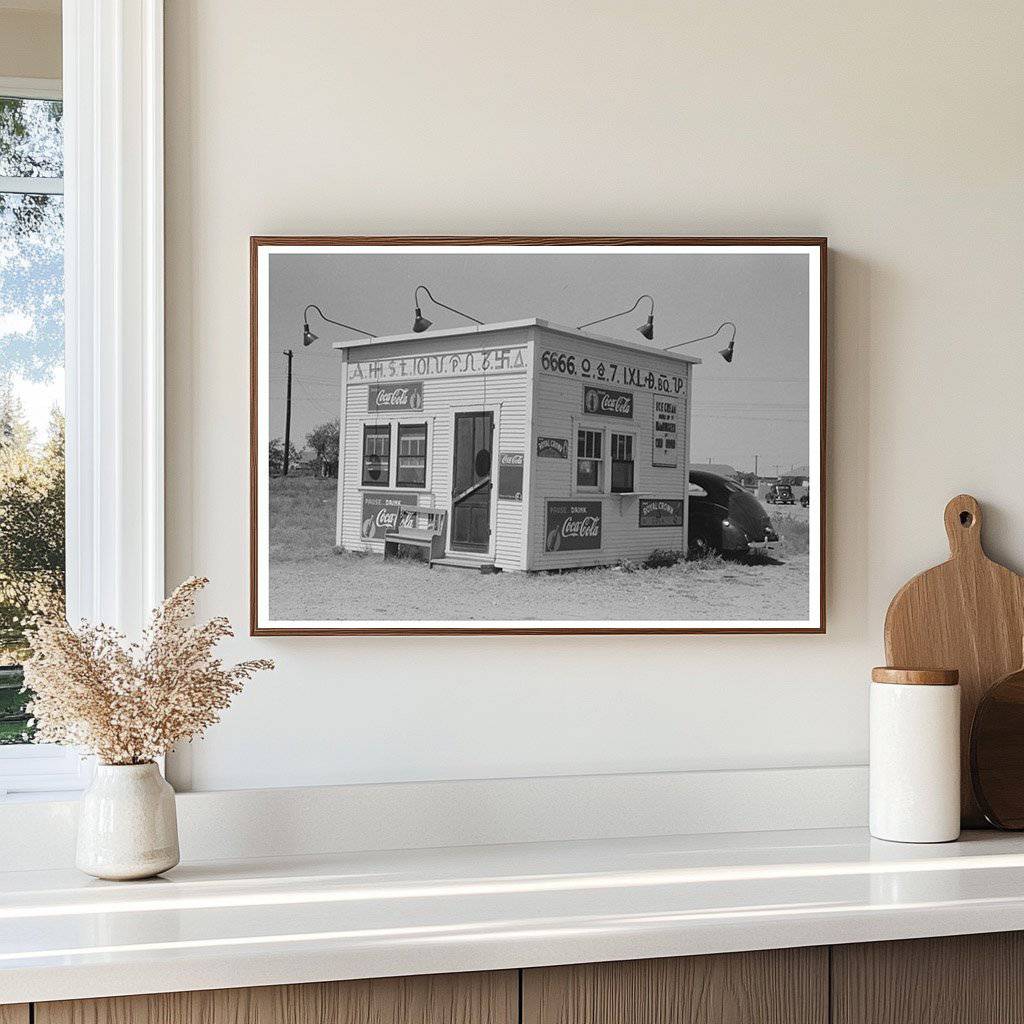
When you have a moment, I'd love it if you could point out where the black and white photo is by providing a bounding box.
[251,238,825,634]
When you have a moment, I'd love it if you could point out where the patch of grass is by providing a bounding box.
[771,512,811,556]
[269,476,337,560]
[644,548,683,569]
[685,542,724,567]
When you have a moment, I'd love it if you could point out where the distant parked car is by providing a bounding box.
[765,483,795,505]
[800,492,810,508]
[688,470,779,556]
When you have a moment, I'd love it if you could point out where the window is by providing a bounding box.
[396,423,427,488]
[610,433,634,493]
[577,429,603,489]
[1,87,65,755]
[362,424,391,485]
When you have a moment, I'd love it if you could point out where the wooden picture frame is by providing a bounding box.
[250,236,827,635]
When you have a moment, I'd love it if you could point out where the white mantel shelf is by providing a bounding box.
[5,827,1024,1004]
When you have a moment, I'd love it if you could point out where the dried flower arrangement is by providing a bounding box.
[23,577,273,765]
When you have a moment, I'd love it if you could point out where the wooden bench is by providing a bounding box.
[384,509,447,567]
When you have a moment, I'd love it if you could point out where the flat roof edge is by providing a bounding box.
[332,318,702,364]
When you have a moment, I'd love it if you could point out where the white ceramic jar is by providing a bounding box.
[870,667,960,843]
[76,762,180,880]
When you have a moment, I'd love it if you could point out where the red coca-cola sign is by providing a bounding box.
[545,500,602,552]
[368,381,424,412]
[582,385,633,419]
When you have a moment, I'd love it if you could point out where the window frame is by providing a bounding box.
[0,0,166,800]
[576,427,605,492]
[361,423,392,487]
[395,421,428,489]
[610,431,635,494]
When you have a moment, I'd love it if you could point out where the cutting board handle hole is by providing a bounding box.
[960,511,975,527]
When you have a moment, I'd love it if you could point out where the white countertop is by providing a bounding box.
[4,826,1024,1004]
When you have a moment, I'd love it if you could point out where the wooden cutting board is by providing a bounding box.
[884,494,1024,827]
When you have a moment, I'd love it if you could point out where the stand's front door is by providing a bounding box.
[450,411,494,553]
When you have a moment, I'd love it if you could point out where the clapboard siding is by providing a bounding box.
[337,332,530,569]
[333,323,695,576]
[526,329,693,571]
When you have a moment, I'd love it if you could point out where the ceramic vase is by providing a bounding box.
[76,762,180,880]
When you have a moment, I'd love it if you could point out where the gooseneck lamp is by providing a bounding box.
[302,304,377,346]
[664,321,737,363]
[578,294,655,341]
[411,285,484,333]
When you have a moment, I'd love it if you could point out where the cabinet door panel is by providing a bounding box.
[523,949,827,1024]
[36,970,517,1024]
[833,932,1024,1024]
[0,1007,29,1024]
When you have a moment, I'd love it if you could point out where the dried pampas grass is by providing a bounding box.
[23,577,273,765]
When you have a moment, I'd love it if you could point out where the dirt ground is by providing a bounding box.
[268,478,811,623]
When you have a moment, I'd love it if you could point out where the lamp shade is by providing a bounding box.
[719,340,735,363]
[412,307,433,333]
[637,313,654,341]
[302,324,318,346]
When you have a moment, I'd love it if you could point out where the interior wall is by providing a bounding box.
[0,4,61,80]
[163,0,1024,792]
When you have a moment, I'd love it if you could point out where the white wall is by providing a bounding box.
[164,1,1024,792]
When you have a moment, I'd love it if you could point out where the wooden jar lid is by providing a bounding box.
[871,667,960,686]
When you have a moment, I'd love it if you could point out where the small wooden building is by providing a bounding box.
[333,319,699,571]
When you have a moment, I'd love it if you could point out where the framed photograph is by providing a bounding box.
[250,237,826,635]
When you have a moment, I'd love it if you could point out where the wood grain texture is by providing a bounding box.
[833,932,1024,1024]
[36,971,517,1024]
[0,1006,29,1024]
[522,949,827,1024]
[871,667,959,685]
[884,494,1024,826]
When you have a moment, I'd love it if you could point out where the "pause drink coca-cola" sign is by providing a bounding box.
[361,492,418,540]
[545,501,602,552]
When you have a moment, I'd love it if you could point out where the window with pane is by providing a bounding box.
[576,429,603,489]
[0,91,65,749]
[362,424,391,485]
[610,432,634,493]
[396,423,427,488]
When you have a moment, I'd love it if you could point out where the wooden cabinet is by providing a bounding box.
[34,971,517,1024]
[833,932,1024,1024]
[17,932,1024,1024]
[522,948,828,1024]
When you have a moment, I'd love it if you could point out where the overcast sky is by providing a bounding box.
[267,250,811,474]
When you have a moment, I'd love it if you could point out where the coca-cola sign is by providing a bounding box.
[545,500,602,552]
[361,492,418,540]
[368,381,424,412]
[582,385,633,419]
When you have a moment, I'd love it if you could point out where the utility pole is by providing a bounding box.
[753,454,759,481]
[282,349,294,477]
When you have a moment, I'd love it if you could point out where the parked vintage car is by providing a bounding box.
[688,470,779,556]
[765,483,795,505]
[800,492,810,508]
